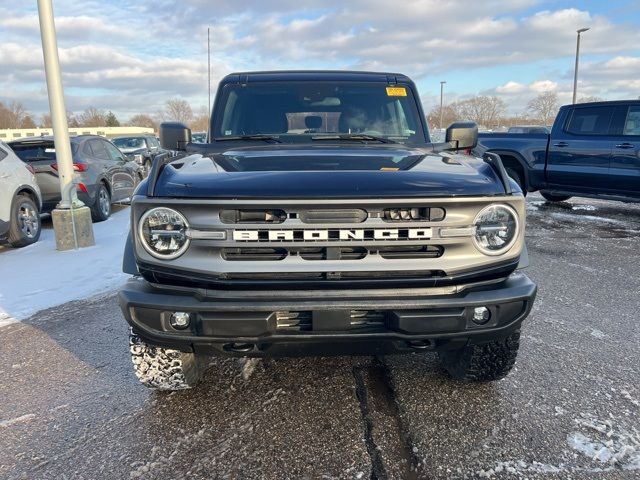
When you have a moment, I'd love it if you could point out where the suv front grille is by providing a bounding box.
[221,245,443,261]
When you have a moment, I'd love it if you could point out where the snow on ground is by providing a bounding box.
[0,206,131,327]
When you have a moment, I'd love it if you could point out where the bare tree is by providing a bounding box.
[577,96,604,104]
[41,111,80,128]
[127,113,158,131]
[76,106,106,127]
[450,96,506,129]
[0,101,30,129]
[427,104,459,130]
[190,114,209,132]
[20,115,37,129]
[163,98,193,124]
[527,92,559,126]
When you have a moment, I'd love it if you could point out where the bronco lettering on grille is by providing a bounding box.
[232,228,433,242]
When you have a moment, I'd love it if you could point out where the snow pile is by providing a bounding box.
[0,207,131,327]
[568,413,640,470]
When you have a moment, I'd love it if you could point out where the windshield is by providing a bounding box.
[113,137,145,149]
[213,81,426,144]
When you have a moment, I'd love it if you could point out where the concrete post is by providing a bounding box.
[37,0,94,250]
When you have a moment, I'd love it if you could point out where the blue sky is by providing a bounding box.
[1,0,639,122]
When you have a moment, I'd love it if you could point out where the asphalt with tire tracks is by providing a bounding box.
[1,194,639,479]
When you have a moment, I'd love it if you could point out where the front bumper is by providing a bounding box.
[119,272,537,357]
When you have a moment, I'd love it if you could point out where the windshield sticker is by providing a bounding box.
[386,87,407,97]
[380,167,399,171]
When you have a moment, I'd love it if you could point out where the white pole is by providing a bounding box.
[439,81,446,129]
[207,27,211,140]
[37,0,79,209]
[572,27,590,104]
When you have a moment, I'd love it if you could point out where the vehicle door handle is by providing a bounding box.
[615,143,635,149]
[553,142,569,147]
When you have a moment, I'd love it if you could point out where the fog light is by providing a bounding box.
[472,306,491,325]
[170,311,191,329]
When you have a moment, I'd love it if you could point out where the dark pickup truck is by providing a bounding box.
[474,100,640,202]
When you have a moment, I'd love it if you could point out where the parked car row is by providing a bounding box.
[1,134,149,248]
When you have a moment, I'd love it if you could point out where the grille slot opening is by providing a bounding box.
[276,311,312,331]
[350,310,386,327]
[376,245,444,259]
[220,209,287,224]
[298,247,368,260]
[222,248,287,261]
[299,209,367,224]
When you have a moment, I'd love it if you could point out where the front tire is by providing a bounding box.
[540,191,572,202]
[91,183,111,222]
[129,332,203,390]
[438,331,521,382]
[7,194,41,248]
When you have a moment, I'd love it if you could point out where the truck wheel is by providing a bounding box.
[540,191,572,202]
[438,331,520,382]
[7,194,41,248]
[90,183,111,222]
[129,332,203,390]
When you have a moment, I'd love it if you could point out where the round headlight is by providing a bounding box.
[139,207,190,259]
[473,204,519,255]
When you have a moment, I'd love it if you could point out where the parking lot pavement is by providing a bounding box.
[0,195,639,479]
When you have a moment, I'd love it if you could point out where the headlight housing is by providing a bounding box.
[138,207,190,259]
[472,204,519,255]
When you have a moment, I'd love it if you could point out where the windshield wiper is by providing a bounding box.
[312,134,397,144]
[214,134,282,143]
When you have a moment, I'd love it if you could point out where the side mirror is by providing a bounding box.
[159,122,191,151]
[445,121,478,150]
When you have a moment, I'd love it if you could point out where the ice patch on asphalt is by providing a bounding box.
[0,413,35,428]
[239,357,261,380]
[0,207,130,325]
[568,413,640,470]
[550,211,632,226]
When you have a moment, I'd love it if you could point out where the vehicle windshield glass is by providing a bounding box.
[213,81,425,144]
[113,137,145,149]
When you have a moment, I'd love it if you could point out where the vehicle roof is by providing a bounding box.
[222,70,412,83]
[8,134,106,145]
[112,134,155,138]
[561,99,640,109]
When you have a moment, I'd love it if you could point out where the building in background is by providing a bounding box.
[0,126,155,141]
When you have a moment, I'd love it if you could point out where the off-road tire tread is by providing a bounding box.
[129,332,201,390]
[438,331,520,382]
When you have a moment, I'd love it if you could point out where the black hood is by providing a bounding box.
[153,144,505,199]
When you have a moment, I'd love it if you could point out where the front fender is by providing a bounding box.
[123,231,139,275]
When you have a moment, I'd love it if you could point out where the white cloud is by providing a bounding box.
[0,1,638,120]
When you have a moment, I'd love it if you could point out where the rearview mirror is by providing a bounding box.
[159,122,191,151]
[445,122,478,150]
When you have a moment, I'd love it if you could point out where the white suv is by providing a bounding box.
[0,141,42,247]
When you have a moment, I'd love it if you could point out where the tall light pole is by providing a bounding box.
[37,0,94,250]
[572,27,590,104]
[439,81,446,129]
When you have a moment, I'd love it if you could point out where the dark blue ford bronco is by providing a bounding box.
[119,71,537,390]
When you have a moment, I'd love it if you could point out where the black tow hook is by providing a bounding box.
[224,342,255,353]
[407,340,432,350]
